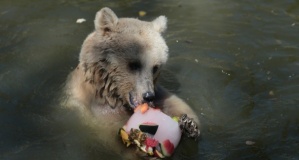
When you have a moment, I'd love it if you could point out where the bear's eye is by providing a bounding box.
[128,61,141,71]
[153,65,159,74]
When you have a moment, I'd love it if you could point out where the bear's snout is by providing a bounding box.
[142,91,155,102]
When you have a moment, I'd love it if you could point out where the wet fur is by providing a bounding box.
[64,7,199,159]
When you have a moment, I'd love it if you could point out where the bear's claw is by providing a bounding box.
[178,114,200,140]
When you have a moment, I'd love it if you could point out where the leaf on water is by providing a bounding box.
[139,11,146,17]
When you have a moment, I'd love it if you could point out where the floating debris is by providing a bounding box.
[288,73,295,78]
[245,140,255,145]
[139,11,146,17]
[184,40,193,44]
[269,90,275,96]
[221,70,231,76]
[195,59,198,63]
[76,18,86,23]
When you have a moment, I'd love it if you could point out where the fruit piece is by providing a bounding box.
[172,116,180,122]
[134,103,149,113]
[139,123,159,135]
[145,138,158,148]
[154,150,165,158]
[134,139,141,147]
[160,139,174,157]
[119,128,131,147]
[139,145,147,153]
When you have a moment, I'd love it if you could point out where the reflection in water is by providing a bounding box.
[0,0,298,159]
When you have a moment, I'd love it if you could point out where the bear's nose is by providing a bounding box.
[143,91,155,102]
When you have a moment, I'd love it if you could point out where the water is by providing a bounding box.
[1,0,299,159]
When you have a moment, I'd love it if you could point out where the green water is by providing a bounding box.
[0,0,298,159]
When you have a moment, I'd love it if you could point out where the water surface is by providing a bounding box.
[0,0,299,159]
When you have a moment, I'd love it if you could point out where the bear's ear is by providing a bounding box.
[152,16,167,33]
[94,7,118,32]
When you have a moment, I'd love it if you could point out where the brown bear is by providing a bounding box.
[64,7,200,159]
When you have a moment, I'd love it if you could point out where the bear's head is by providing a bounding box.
[79,7,168,109]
